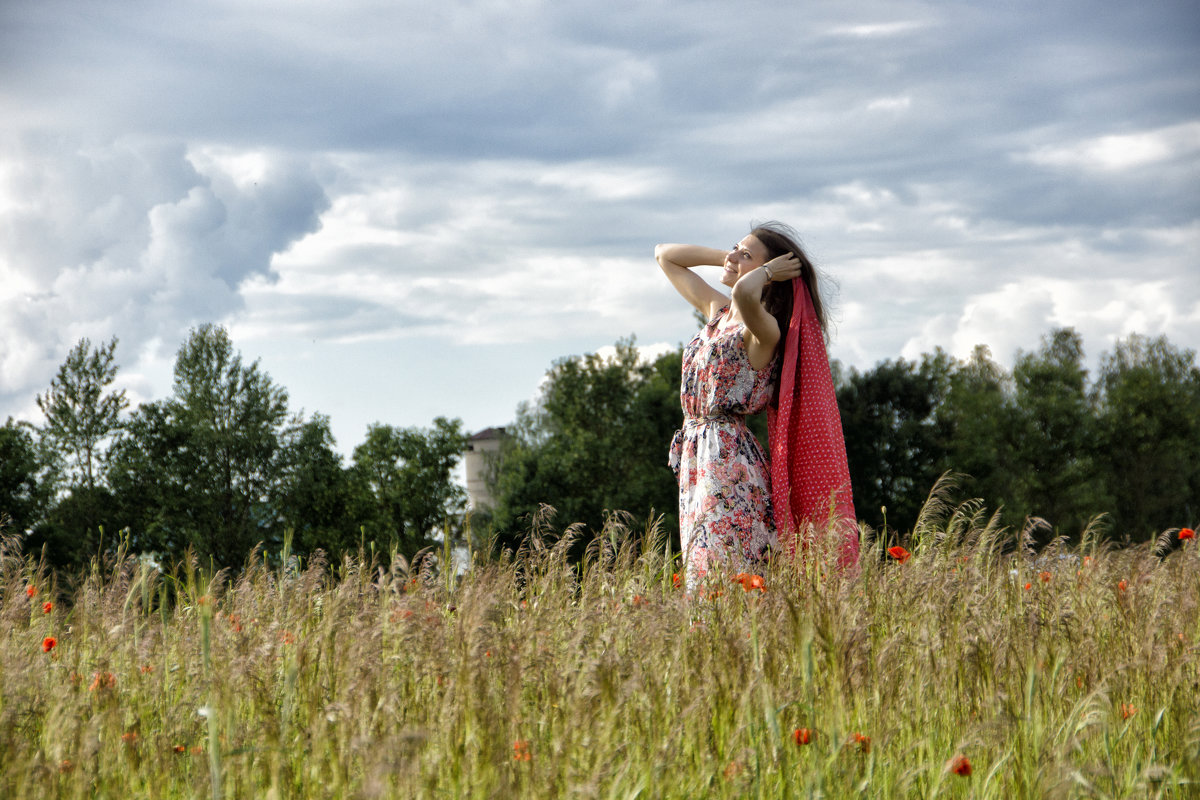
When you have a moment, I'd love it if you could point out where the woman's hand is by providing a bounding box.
[763,252,803,282]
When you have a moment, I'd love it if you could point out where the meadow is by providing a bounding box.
[2,491,1198,799]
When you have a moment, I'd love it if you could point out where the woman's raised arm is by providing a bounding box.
[655,243,730,320]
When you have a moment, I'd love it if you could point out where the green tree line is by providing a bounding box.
[488,328,1200,549]
[3,325,1197,571]
[1,326,468,570]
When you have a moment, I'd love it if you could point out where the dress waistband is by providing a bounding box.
[669,413,746,474]
[680,413,745,429]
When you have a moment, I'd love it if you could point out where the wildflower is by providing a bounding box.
[42,636,57,652]
[1024,582,1032,591]
[1180,528,1195,541]
[121,731,139,745]
[1121,703,1137,720]
[26,584,37,597]
[89,671,116,691]
[851,732,871,753]
[512,740,532,761]
[672,572,683,588]
[1039,571,1052,583]
[792,727,812,745]
[734,573,765,592]
[173,745,187,754]
[887,546,911,563]
[43,601,53,614]
[140,665,154,674]
[59,759,73,773]
[1117,579,1128,592]
[949,753,972,776]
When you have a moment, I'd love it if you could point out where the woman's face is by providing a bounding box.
[721,234,768,287]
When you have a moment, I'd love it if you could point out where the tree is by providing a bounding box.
[36,337,127,493]
[1009,328,1106,538]
[108,325,294,567]
[933,345,1022,527]
[0,419,48,537]
[277,414,357,557]
[346,417,469,557]
[837,352,952,534]
[1093,334,1200,539]
[490,339,682,556]
[23,338,128,566]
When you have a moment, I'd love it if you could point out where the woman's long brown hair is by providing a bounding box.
[750,221,828,405]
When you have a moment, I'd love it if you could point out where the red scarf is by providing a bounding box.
[767,279,859,568]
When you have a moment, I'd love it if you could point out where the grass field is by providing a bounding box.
[2,493,1198,799]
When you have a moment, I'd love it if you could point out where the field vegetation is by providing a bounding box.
[3,490,1198,799]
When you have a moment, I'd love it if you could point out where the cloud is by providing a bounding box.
[1016,121,1200,172]
[0,137,328,410]
[1,0,1198,442]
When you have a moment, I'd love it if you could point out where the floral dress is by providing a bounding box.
[669,306,777,588]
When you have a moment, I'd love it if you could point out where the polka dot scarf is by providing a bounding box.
[767,278,860,568]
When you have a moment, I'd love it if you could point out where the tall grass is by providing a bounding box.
[1,494,1197,799]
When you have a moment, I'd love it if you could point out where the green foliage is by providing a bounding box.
[933,345,1020,524]
[346,417,469,557]
[277,414,356,556]
[837,351,952,534]
[1093,334,1200,538]
[1008,329,1107,539]
[25,338,127,565]
[35,337,127,493]
[107,325,294,567]
[0,419,48,535]
[489,338,681,555]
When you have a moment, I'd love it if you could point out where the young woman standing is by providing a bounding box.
[657,222,857,588]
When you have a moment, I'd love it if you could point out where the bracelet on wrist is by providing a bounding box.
[763,264,774,281]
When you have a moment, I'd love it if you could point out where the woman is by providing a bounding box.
[657,222,858,588]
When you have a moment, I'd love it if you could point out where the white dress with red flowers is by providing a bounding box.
[669,306,777,588]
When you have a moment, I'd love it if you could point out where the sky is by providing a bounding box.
[2,0,1198,456]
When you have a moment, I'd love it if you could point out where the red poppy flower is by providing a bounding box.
[887,546,911,563]
[851,732,870,753]
[1120,703,1137,720]
[1024,582,1032,590]
[512,740,532,761]
[792,727,812,745]
[672,573,683,588]
[89,671,116,691]
[1117,579,1128,592]
[42,636,56,652]
[26,585,37,598]
[43,601,53,614]
[950,753,971,776]
[1039,571,1052,583]
[1179,528,1195,541]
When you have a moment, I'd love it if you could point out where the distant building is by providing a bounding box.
[463,427,507,510]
